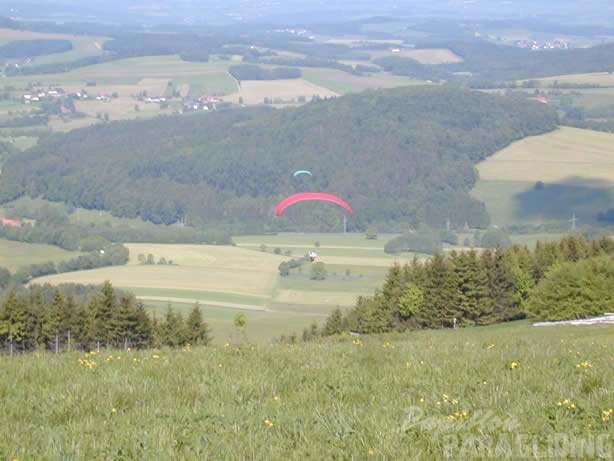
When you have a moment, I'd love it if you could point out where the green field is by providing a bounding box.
[0,321,612,459]
[28,236,396,343]
[0,238,82,272]
[0,28,108,64]
[473,126,614,226]
[476,127,614,186]
[301,67,426,94]
[0,135,38,150]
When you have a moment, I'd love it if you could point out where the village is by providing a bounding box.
[19,86,224,115]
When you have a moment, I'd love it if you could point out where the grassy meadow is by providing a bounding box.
[0,238,82,272]
[476,127,614,186]
[0,321,612,459]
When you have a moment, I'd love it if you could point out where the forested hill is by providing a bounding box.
[0,87,557,231]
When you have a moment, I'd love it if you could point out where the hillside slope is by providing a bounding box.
[0,86,557,231]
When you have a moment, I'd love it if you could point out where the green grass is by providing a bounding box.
[1,55,233,88]
[24,36,109,66]
[171,73,238,98]
[472,179,541,226]
[301,67,426,94]
[0,238,82,272]
[0,321,611,459]
[0,135,38,150]
[233,232,395,248]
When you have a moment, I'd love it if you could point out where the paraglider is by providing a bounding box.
[275,192,354,216]
[293,169,313,177]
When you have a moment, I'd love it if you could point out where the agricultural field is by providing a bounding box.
[0,238,82,272]
[365,47,463,64]
[476,127,614,186]
[0,321,611,459]
[473,126,614,226]
[536,72,614,87]
[301,67,426,94]
[0,28,108,66]
[0,49,428,131]
[0,135,38,150]
[230,78,339,106]
[26,234,416,343]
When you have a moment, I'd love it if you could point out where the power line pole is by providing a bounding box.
[571,212,577,230]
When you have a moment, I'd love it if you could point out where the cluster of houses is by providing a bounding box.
[515,40,570,51]
[21,87,65,103]
[20,86,224,112]
[21,87,111,104]
[181,94,222,111]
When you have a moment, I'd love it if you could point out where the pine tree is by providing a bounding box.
[132,301,154,349]
[25,288,46,350]
[91,280,118,347]
[323,307,345,336]
[185,303,211,346]
[420,252,457,328]
[481,248,521,323]
[42,288,65,351]
[450,250,489,325]
[161,306,186,347]
[0,291,28,353]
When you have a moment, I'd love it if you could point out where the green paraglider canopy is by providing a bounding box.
[293,169,312,177]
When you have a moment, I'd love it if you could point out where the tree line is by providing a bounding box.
[0,200,233,250]
[0,39,72,58]
[313,235,614,338]
[229,64,302,81]
[0,281,211,355]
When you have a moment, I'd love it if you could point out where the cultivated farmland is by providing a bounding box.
[0,238,82,272]
[476,126,614,186]
[27,234,411,342]
[229,79,339,105]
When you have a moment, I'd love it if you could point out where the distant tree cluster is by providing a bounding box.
[0,39,72,58]
[0,281,211,354]
[3,244,128,287]
[318,235,614,336]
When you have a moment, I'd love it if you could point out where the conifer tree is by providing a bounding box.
[420,252,457,328]
[450,250,489,325]
[0,291,27,352]
[185,303,211,346]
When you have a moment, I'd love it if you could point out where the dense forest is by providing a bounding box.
[315,235,614,339]
[0,281,211,354]
[0,87,557,232]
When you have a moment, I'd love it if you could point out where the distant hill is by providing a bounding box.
[0,86,557,231]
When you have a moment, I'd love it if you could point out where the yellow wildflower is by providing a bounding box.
[447,411,470,420]
[508,361,520,370]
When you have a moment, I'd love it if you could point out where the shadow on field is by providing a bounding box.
[513,178,613,223]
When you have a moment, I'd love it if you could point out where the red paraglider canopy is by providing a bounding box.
[275,192,353,216]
